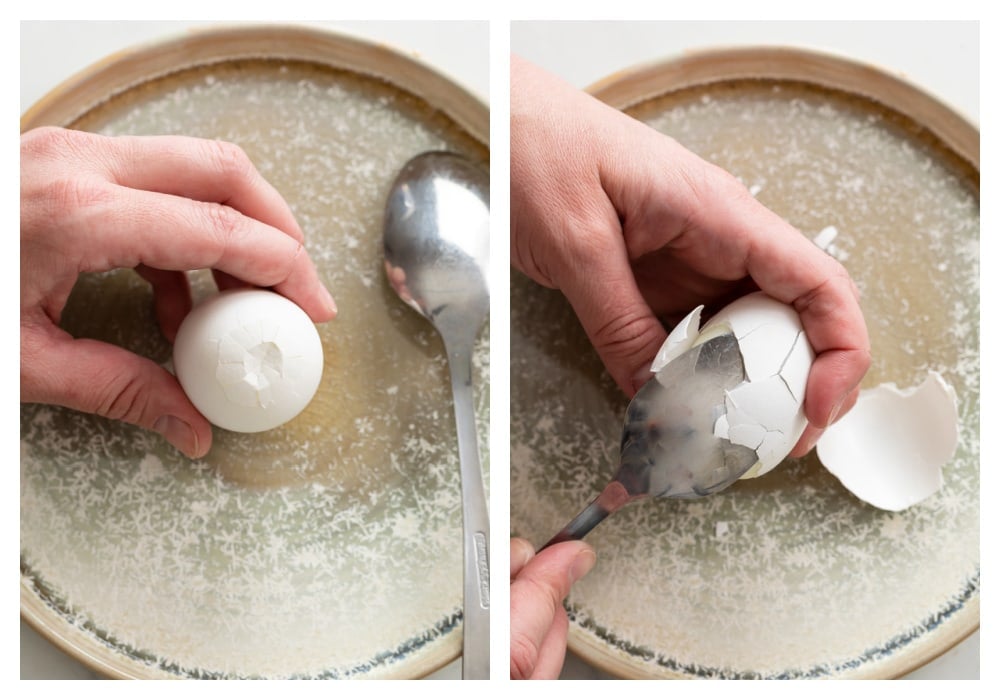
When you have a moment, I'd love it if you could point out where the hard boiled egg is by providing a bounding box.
[653,292,814,479]
[173,289,324,433]
[650,292,959,510]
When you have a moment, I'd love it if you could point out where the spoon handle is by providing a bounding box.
[542,501,612,549]
[445,339,490,680]
[540,480,633,551]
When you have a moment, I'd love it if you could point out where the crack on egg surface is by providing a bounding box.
[216,326,287,409]
[654,293,813,478]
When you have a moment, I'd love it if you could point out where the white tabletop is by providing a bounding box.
[511,19,979,681]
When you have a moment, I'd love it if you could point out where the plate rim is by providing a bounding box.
[20,22,489,148]
[587,45,978,175]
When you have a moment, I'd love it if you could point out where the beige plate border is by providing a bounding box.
[588,46,977,175]
[568,46,980,680]
[20,23,489,148]
[20,23,488,680]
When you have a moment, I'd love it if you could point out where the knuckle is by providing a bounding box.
[797,267,856,321]
[592,311,661,365]
[22,126,104,167]
[24,176,117,237]
[94,372,148,425]
[509,634,540,680]
[48,176,116,213]
[203,202,247,248]
[21,125,75,157]
[206,139,256,184]
[707,163,756,207]
[281,240,306,279]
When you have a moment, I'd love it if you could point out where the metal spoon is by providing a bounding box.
[383,151,490,680]
[543,332,760,549]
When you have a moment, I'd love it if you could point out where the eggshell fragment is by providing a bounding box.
[650,306,702,374]
[812,225,838,251]
[173,289,324,433]
[816,372,958,511]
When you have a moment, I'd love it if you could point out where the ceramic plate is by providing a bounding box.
[21,26,489,679]
[510,48,978,679]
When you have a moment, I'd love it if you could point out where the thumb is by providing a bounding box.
[558,245,666,396]
[22,330,212,458]
[510,540,596,680]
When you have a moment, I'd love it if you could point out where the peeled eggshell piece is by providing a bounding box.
[650,305,702,374]
[812,225,838,251]
[816,372,959,511]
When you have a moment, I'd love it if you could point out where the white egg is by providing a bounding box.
[173,289,324,433]
[652,292,815,479]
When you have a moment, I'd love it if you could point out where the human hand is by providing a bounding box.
[510,56,870,454]
[510,537,596,679]
[20,126,336,458]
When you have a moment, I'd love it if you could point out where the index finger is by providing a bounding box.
[90,132,336,321]
[81,182,336,323]
[100,133,306,244]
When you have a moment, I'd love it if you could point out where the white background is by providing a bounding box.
[20,18,980,681]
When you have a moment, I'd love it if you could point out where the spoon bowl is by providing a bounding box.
[544,332,760,548]
[383,151,490,680]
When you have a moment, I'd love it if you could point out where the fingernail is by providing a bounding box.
[153,415,198,458]
[569,547,597,584]
[510,538,534,573]
[319,283,338,318]
[800,432,820,455]
[826,394,848,427]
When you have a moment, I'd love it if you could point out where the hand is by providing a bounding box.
[20,126,336,458]
[510,537,596,679]
[510,56,871,454]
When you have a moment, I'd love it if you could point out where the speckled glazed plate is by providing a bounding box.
[510,48,978,679]
[21,26,488,679]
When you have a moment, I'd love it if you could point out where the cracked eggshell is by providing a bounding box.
[650,305,702,374]
[700,293,815,477]
[173,289,324,434]
[652,292,815,478]
[816,372,958,511]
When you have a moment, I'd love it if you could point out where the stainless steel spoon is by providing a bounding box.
[543,331,760,549]
[383,151,490,680]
